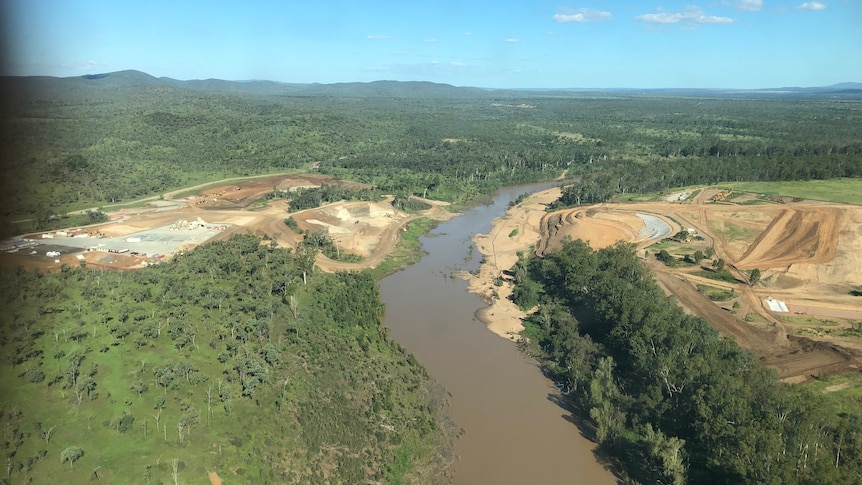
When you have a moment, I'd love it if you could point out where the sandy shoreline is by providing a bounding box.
[464,187,561,340]
[464,188,662,341]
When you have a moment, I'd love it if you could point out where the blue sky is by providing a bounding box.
[2,0,860,88]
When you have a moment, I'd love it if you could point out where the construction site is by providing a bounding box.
[470,186,862,383]
[1,173,454,272]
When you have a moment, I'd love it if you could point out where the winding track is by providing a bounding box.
[650,263,858,380]
[528,192,862,382]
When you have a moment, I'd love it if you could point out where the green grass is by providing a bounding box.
[719,178,862,205]
[693,269,738,283]
[646,240,676,251]
[369,218,439,279]
[707,219,760,242]
[779,315,842,327]
[843,321,862,338]
[696,284,738,302]
[614,193,659,203]
[385,442,416,484]
[738,198,773,206]
[245,199,271,211]
[805,372,862,416]
[508,228,519,238]
[744,312,767,323]
[614,184,704,204]
[8,213,98,236]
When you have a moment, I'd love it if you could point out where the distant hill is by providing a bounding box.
[513,83,862,98]
[1,70,493,99]
[4,70,858,100]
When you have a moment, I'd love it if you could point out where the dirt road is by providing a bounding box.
[650,265,859,381]
[473,186,862,381]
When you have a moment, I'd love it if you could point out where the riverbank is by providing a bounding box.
[466,187,561,339]
[379,181,615,484]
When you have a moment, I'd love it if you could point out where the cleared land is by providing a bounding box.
[468,184,862,382]
[1,174,456,273]
[5,175,860,382]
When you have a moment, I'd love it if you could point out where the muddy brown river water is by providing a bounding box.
[380,183,616,484]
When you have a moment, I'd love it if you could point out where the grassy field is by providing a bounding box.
[369,218,439,279]
[805,371,862,416]
[696,284,738,302]
[707,219,761,242]
[720,178,862,205]
[614,193,658,203]
[614,185,704,204]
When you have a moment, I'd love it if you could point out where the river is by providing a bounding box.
[379,182,616,484]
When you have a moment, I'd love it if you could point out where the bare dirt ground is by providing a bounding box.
[469,187,862,382]
[4,174,455,274]
[193,173,370,210]
[207,471,223,485]
[536,206,649,256]
[469,188,561,340]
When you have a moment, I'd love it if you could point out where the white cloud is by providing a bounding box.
[636,6,734,25]
[504,38,519,43]
[422,38,438,44]
[797,2,826,10]
[723,0,763,11]
[464,32,472,36]
[79,60,101,71]
[366,35,393,40]
[553,7,612,23]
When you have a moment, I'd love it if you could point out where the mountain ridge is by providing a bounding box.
[3,69,861,99]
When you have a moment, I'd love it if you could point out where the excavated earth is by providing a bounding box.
[474,188,862,382]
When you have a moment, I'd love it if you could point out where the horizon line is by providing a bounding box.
[4,69,861,92]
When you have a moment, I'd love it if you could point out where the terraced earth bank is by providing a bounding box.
[469,188,862,383]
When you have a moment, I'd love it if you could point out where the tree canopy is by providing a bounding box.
[515,238,862,484]
[0,234,454,483]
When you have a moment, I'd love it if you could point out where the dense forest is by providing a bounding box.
[0,234,454,483]
[512,239,862,484]
[1,70,861,226]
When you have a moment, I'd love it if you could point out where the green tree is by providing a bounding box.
[656,249,675,266]
[61,446,84,468]
[153,363,175,395]
[748,268,761,285]
[85,210,109,225]
[642,423,687,485]
[588,357,625,445]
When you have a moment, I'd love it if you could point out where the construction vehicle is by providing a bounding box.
[712,190,732,202]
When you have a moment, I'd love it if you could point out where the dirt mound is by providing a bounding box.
[282,197,456,272]
[197,174,370,210]
[291,200,401,257]
[537,207,645,255]
[736,207,841,269]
